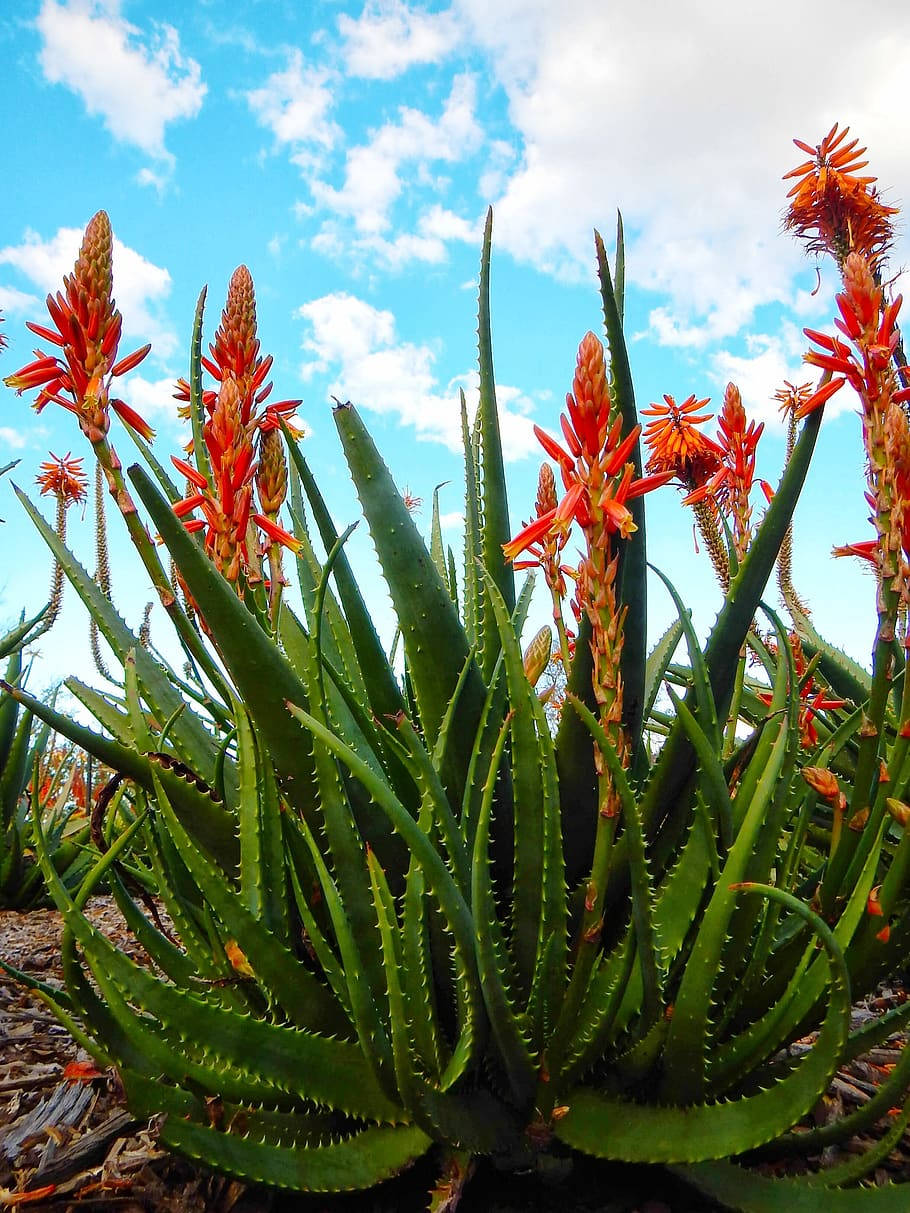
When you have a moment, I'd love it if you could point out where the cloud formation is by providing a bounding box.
[338,0,462,79]
[312,73,482,236]
[246,51,340,172]
[453,0,910,346]
[0,223,177,359]
[35,0,205,169]
[297,290,539,459]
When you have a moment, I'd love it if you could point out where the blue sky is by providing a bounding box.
[2,0,909,693]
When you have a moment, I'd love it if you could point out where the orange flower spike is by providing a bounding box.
[784,123,896,267]
[3,211,152,442]
[641,394,721,488]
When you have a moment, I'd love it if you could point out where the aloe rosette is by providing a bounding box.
[3,162,910,1209]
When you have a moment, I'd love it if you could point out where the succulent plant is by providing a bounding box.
[3,127,910,1209]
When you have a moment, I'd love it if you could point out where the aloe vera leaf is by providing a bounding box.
[479,568,548,997]
[643,617,685,732]
[285,703,476,964]
[108,870,204,989]
[76,903,401,1120]
[557,884,850,1162]
[13,485,221,774]
[296,809,395,1096]
[430,481,450,592]
[150,766,341,1033]
[554,612,598,882]
[594,227,648,758]
[675,1161,910,1211]
[148,755,241,876]
[122,421,182,504]
[188,285,214,487]
[563,696,663,1035]
[447,546,459,614]
[461,390,482,651]
[123,1069,431,1193]
[476,209,515,630]
[234,697,290,946]
[333,402,487,799]
[650,565,722,753]
[0,607,48,660]
[0,679,154,788]
[300,607,392,1013]
[559,931,637,1083]
[401,810,445,1083]
[281,421,405,720]
[284,469,370,702]
[367,848,418,1109]
[0,709,31,829]
[658,699,790,1103]
[472,713,537,1106]
[638,408,823,843]
[664,684,733,855]
[383,711,469,895]
[0,649,22,768]
[128,464,316,793]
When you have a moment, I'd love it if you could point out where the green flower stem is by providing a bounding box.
[91,435,232,705]
[550,582,573,675]
[723,648,747,759]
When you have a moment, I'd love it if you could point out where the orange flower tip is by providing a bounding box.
[110,342,151,377]
[254,512,301,552]
[171,455,209,489]
[25,320,66,346]
[794,377,844,419]
[173,493,206,518]
[110,397,155,440]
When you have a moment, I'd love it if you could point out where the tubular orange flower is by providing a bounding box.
[758,632,846,748]
[641,394,722,490]
[174,265,301,435]
[684,384,763,560]
[783,123,897,266]
[3,211,152,442]
[36,452,88,507]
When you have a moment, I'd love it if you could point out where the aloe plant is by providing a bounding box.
[3,134,910,1209]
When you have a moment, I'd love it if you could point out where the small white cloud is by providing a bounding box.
[0,427,28,451]
[339,0,462,79]
[136,166,169,193]
[0,223,177,360]
[36,0,205,168]
[0,285,42,314]
[122,375,181,426]
[296,291,536,459]
[311,73,482,235]
[246,50,340,167]
[708,325,845,428]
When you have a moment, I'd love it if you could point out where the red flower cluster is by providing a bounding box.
[784,123,897,266]
[3,212,152,443]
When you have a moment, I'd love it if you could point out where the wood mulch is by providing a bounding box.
[1,900,909,1212]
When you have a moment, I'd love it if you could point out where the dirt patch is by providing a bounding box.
[1,900,909,1211]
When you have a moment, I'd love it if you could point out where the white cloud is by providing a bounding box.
[311,73,482,235]
[0,223,177,360]
[708,324,856,429]
[35,0,205,167]
[339,0,462,79]
[122,375,181,428]
[0,285,41,314]
[0,428,28,451]
[453,0,910,343]
[296,291,537,459]
[246,51,340,171]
